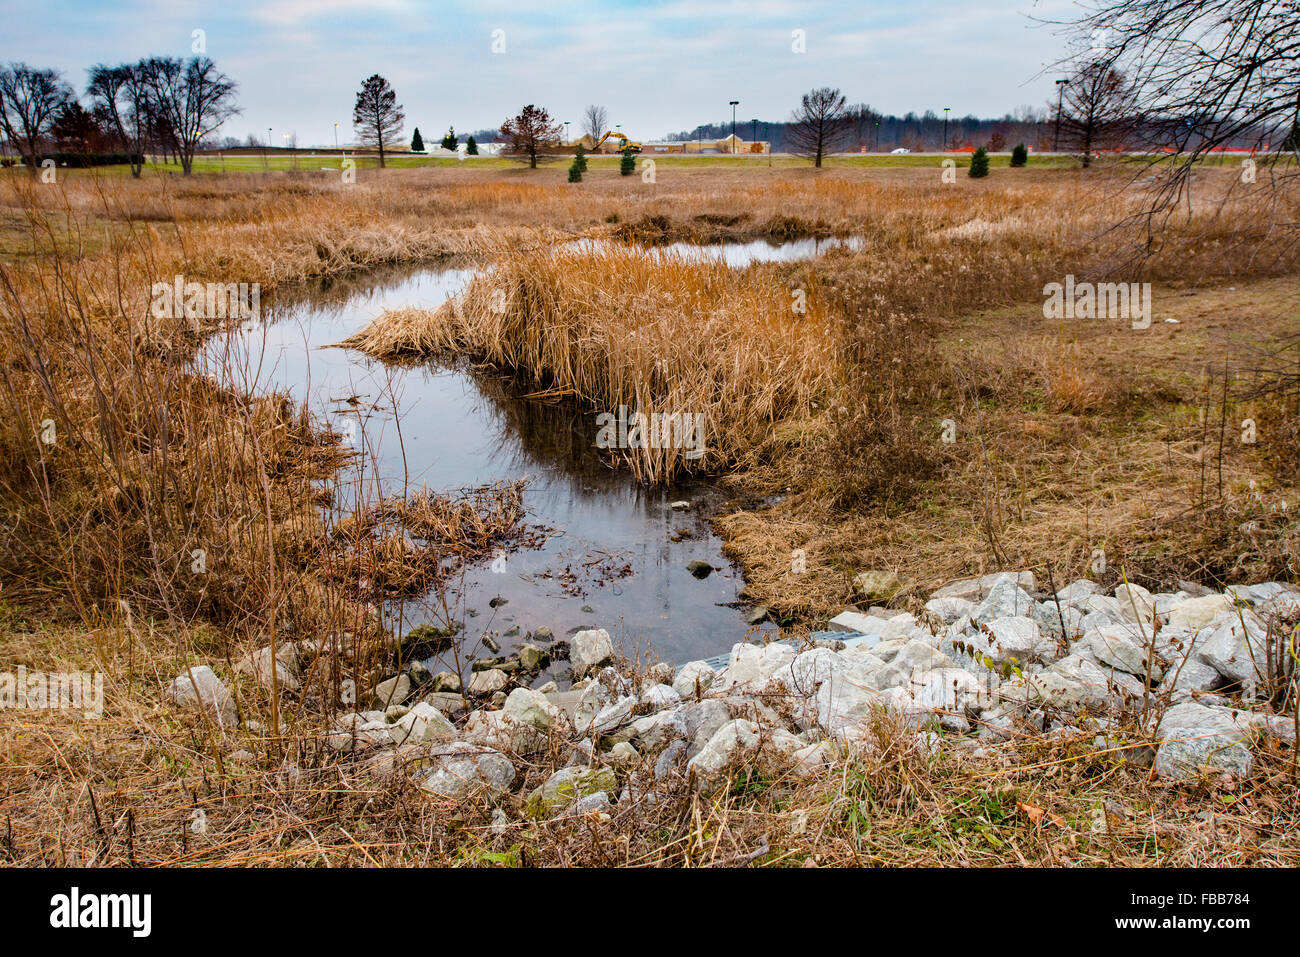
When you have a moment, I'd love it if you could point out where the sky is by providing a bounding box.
[3,0,1082,146]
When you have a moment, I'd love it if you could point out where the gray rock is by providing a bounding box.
[1154,702,1253,780]
[629,707,688,752]
[933,570,1037,603]
[388,701,457,745]
[1055,579,1103,602]
[419,743,516,800]
[972,577,1040,623]
[373,673,413,708]
[466,668,508,696]
[166,666,238,728]
[925,595,976,624]
[571,628,614,676]
[1084,625,1162,679]
[430,671,462,693]
[638,683,682,712]
[517,643,549,672]
[1197,613,1269,688]
[687,560,713,578]
[326,712,393,751]
[503,686,563,733]
[683,698,731,756]
[654,739,688,780]
[1165,658,1222,693]
[672,660,717,697]
[233,644,300,691]
[527,766,617,816]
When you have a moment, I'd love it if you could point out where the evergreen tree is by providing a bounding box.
[969,146,990,178]
[575,144,588,172]
[1010,142,1028,167]
[466,135,478,155]
[619,147,635,176]
[410,127,424,152]
[1284,120,1300,153]
[568,154,583,182]
[440,126,456,149]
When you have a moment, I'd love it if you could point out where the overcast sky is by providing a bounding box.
[5,0,1080,145]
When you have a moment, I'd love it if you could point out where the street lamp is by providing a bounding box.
[729,100,739,154]
[942,107,951,152]
[564,121,570,147]
[1053,79,1070,152]
[334,122,339,151]
[874,120,880,152]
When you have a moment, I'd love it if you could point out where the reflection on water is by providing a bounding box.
[195,239,849,667]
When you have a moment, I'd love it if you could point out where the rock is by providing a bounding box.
[534,680,558,694]
[683,698,732,756]
[853,570,906,602]
[687,560,713,579]
[424,691,467,715]
[571,628,614,676]
[932,570,1037,603]
[638,683,682,712]
[1177,580,1217,597]
[1166,658,1222,693]
[464,708,545,753]
[827,610,886,634]
[607,742,640,767]
[1167,594,1236,632]
[654,740,688,780]
[671,660,717,698]
[503,686,563,733]
[1154,702,1254,780]
[327,712,393,751]
[1114,583,1156,624]
[166,666,237,728]
[588,696,635,736]
[571,791,612,816]
[1084,625,1163,679]
[534,626,554,641]
[1015,655,1143,710]
[686,719,761,790]
[233,644,300,691]
[430,671,462,693]
[483,635,501,653]
[745,605,770,626]
[925,595,976,624]
[629,707,688,752]
[716,642,797,690]
[1197,612,1269,688]
[404,622,457,653]
[373,673,412,708]
[1055,579,1103,602]
[906,667,992,715]
[972,576,1040,623]
[573,670,620,733]
[407,660,430,686]
[873,639,955,690]
[527,766,617,816]
[419,743,516,800]
[669,500,691,511]
[388,701,457,745]
[982,616,1052,665]
[466,668,508,696]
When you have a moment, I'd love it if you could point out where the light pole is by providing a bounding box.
[1053,79,1069,152]
[729,100,739,153]
[942,107,951,152]
[874,120,880,152]
[334,122,339,151]
[564,121,570,148]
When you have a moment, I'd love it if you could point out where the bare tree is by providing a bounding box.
[87,62,150,176]
[352,74,404,168]
[787,87,849,167]
[499,104,563,169]
[1056,1,1300,213]
[582,104,609,143]
[0,63,72,176]
[1055,61,1137,167]
[141,56,239,175]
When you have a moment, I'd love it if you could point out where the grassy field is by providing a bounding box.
[0,159,1297,865]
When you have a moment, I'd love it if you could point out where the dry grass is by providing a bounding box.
[1,161,1298,867]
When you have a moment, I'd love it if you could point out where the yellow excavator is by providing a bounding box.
[593,130,642,153]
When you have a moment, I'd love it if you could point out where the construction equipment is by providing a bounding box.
[593,130,642,154]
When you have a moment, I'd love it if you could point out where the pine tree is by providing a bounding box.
[440,126,456,150]
[1010,142,1028,167]
[969,146,990,178]
[619,147,635,176]
[410,128,424,152]
[568,154,583,182]
[466,135,478,155]
[575,144,588,172]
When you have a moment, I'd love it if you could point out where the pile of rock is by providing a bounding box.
[163,575,1298,819]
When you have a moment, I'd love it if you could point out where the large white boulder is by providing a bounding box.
[571,628,615,676]
[1154,702,1253,780]
[166,665,237,728]
[419,743,516,800]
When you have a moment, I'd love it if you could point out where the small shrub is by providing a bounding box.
[969,147,989,178]
[619,148,635,176]
[1010,143,1028,167]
